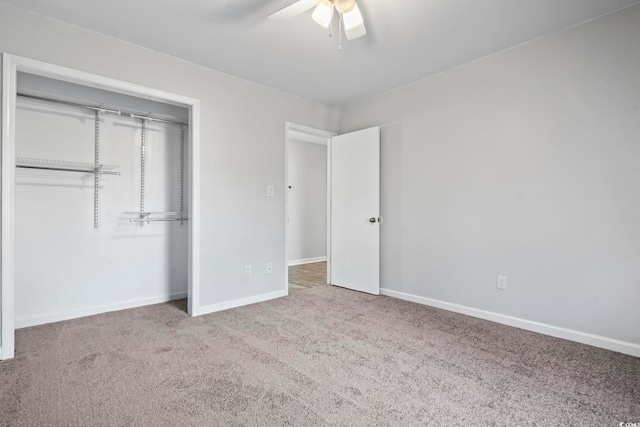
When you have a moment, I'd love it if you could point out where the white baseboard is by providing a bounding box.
[192,289,285,317]
[15,291,188,329]
[380,288,640,358]
[288,256,327,266]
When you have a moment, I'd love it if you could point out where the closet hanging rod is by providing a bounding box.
[129,113,186,126]
[129,218,188,223]
[18,93,122,115]
[17,164,120,176]
[16,157,121,176]
[17,93,188,126]
[124,211,184,216]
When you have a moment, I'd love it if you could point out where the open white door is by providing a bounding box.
[330,126,380,295]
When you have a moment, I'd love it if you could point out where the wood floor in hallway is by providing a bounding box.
[288,261,326,292]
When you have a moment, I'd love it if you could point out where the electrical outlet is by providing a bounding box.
[245,265,252,277]
[266,263,273,274]
[267,185,274,197]
[497,275,507,290]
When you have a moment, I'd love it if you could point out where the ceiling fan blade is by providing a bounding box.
[268,0,318,20]
[344,22,367,40]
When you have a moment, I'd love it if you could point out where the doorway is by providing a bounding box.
[283,123,381,297]
[284,122,335,295]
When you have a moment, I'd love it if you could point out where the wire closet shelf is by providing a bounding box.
[15,90,188,227]
[124,212,188,224]
[15,157,121,176]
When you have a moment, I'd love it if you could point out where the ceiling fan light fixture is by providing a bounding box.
[333,0,356,14]
[342,2,363,30]
[312,0,334,28]
[344,22,366,40]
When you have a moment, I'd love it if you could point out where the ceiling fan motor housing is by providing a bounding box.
[331,0,356,14]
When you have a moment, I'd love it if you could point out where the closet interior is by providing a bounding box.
[14,73,190,327]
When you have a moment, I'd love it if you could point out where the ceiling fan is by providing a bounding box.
[269,0,367,49]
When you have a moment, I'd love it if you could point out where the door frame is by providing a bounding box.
[1,53,202,360]
[284,122,336,295]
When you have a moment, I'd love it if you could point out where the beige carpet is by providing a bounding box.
[1,284,639,426]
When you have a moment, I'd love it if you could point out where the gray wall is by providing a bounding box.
[0,2,339,321]
[287,139,327,263]
[339,4,640,345]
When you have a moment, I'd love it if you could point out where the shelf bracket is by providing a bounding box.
[139,118,147,226]
[180,126,185,226]
[94,110,101,228]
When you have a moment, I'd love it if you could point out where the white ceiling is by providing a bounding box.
[3,0,639,106]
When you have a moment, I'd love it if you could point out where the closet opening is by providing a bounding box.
[1,54,201,360]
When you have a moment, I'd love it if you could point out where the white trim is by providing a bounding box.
[1,53,17,361]
[288,256,327,266]
[284,123,289,297]
[380,288,640,358]
[192,290,285,317]
[284,122,335,297]
[15,292,188,329]
[289,129,329,146]
[326,136,332,285]
[187,100,201,316]
[1,53,202,360]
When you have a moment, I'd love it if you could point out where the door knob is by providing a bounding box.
[369,217,377,223]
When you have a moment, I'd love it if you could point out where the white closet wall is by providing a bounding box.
[14,74,189,327]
